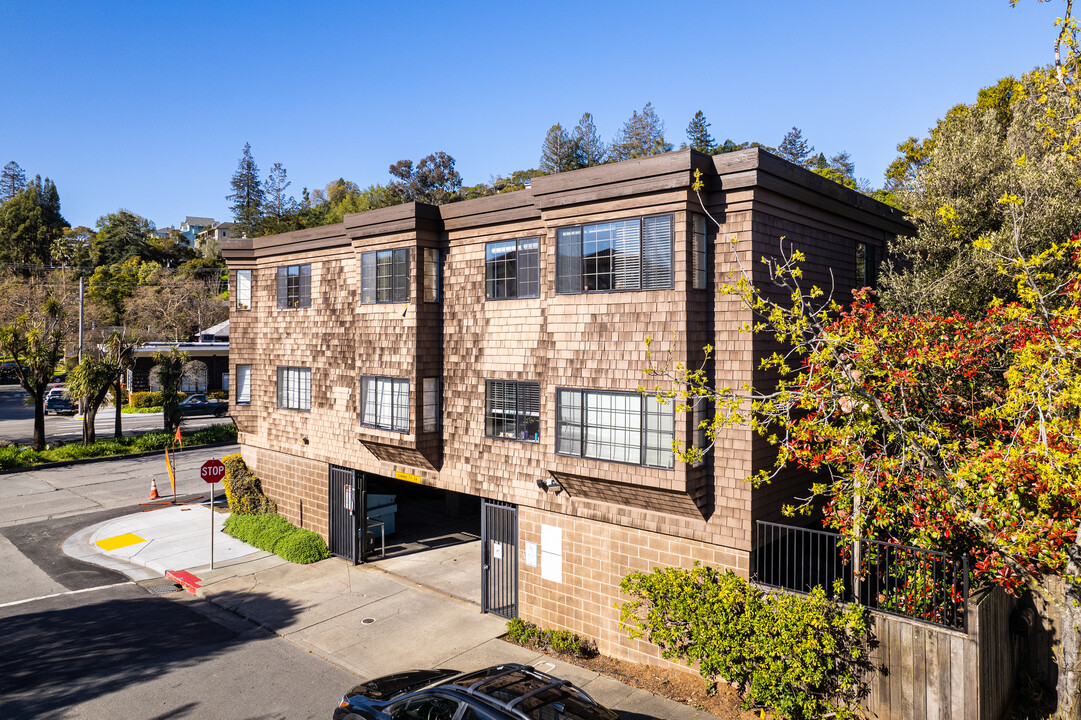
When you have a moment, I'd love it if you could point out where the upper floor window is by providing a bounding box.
[423,248,441,303]
[485,380,540,442]
[362,248,409,304]
[422,377,441,432]
[360,376,409,432]
[485,238,539,300]
[556,215,673,294]
[276,264,311,309]
[855,242,878,290]
[235,364,251,404]
[555,389,673,469]
[236,269,252,310]
[692,215,707,290]
[276,366,311,411]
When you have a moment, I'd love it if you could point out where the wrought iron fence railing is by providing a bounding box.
[753,520,969,632]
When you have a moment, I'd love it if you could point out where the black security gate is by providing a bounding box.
[328,464,367,564]
[481,499,518,618]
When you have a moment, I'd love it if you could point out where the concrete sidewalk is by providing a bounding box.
[68,505,720,720]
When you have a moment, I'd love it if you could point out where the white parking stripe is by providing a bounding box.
[0,581,135,608]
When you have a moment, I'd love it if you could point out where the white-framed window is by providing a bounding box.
[181,361,208,393]
[485,238,539,299]
[236,364,251,405]
[276,366,311,411]
[422,377,441,433]
[692,214,707,290]
[555,388,674,469]
[236,269,252,310]
[360,376,409,432]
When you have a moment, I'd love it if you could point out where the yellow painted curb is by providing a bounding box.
[96,533,146,551]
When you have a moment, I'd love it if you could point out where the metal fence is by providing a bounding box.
[753,520,970,631]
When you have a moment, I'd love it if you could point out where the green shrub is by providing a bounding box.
[132,431,171,452]
[0,446,44,470]
[207,390,227,400]
[221,452,276,515]
[504,618,596,658]
[276,528,331,564]
[619,564,875,720]
[223,513,330,564]
[130,391,163,408]
[189,424,237,444]
[122,405,162,414]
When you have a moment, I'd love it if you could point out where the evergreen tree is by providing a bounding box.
[611,102,672,161]
[264,162,294,220]
[0,175,67,271]
[227,142,264,237]
[829,151,855,178]
[539,123,577,173]
[92,210,154,267]
[387,151,462,205]
[571,112,607,167]
[777,127,814,166]
[686,110,715,153]
[1,161,26,203]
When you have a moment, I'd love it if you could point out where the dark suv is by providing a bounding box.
[333,663,618,720]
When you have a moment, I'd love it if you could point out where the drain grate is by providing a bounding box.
[146,584,182,595]
[361,617,376,625]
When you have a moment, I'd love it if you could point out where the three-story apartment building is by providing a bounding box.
[221,148,909,665]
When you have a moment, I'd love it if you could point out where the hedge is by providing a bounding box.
[221,453,276,515]
[619,564,875,720]
[222,513,330,564]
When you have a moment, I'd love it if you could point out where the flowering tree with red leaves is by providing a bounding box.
[645,166,1081,716]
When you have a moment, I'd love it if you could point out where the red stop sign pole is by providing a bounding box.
[201,459,226,568]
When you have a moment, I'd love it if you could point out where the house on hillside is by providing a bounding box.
[219,148,909,667]
[127,320,229,394]
[180,216,215,247]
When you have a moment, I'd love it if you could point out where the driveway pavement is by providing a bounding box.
[69,503,720,720]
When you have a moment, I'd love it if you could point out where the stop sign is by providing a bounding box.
[201,459,226,484]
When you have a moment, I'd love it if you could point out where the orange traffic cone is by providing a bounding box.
[148,477,160,500]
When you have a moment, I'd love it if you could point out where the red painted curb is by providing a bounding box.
[166,570,202,594]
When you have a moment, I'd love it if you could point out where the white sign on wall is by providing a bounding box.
[492,541,503,560]
[540,524,563,583]
[524,541,538,567]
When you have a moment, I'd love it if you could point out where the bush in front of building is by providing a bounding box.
[222,513,330,564]
[619,563,875,720]
[504,618,597,658]
[221,453,276,515]
[207,390,227,400]
[130,391,191,408]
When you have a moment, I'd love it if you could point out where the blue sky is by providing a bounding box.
[0,1,1066,230]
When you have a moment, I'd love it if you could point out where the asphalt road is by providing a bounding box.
[0,384,227,445]
[0,460,361,720]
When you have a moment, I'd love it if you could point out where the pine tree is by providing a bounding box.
[227,142,264,237]
[1,161,27,203]
[571,112,607,167]
[686,111,715,153]
[539,124,577,173]
[777,127,814,167]
[611,102,673,161]
[0,175,67,271]
[264,162,294,219]
[829,151,855,178]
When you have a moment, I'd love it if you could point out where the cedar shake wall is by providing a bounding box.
[222,148,910,665]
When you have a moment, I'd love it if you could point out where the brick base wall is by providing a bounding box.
[518,506,750,668]
[240,444,329,536]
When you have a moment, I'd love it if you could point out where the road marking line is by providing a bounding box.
[0,581,134,608]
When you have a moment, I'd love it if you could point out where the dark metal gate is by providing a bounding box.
[481,499,518,618]
[328,464,367,564]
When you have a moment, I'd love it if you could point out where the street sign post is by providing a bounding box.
[201,459,226,568]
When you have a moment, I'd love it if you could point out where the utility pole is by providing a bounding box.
[77,277,84,362]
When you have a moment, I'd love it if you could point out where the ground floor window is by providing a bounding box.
[181,361,208,393]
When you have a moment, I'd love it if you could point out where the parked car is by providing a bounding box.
[45,392,75,415]
[333,663,618,720]
[177,394,228,417]
[45,383,67,400]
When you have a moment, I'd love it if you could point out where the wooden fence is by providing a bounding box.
[865,586,1019,720]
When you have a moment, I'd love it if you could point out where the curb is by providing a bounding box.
[0,439,239,475]
[166,569,203,594]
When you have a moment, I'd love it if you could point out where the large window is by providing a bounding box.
[276,366,311,411]
[360,376,409,432]
[692,215,707,290]
[362,248,410,304]
[236,364,251,404]
[485,380,540,442]
[236,269,252,310]
[556,215,672,293]
[423,248,441,303]
[276,264,311,309]
[556,389,673,468]
[422,377,441,433]
[485,237,539,299]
